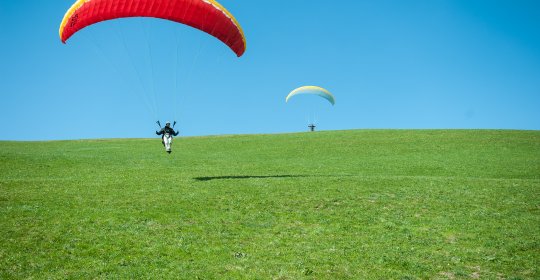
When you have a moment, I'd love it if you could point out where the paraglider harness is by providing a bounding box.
[156,121,179,146]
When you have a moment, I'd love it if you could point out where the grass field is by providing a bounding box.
[1,130,539,279]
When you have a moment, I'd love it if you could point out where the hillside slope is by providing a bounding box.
[1,130,539,278]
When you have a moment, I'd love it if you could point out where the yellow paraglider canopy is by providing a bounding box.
[286,86,335,105]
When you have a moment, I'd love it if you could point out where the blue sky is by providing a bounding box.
[1,0,539,140]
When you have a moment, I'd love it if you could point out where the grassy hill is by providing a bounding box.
[1,130,539,279]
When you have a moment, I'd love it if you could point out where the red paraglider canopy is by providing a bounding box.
[59,0,246,57]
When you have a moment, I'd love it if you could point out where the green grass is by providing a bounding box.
[1,130,539,279]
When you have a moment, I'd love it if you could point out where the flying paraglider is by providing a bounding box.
[286,86,335,132]
[285,86,335,105]
[59,0,247,153]
[59,0,247,57]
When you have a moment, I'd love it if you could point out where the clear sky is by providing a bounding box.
[1,0,539,140]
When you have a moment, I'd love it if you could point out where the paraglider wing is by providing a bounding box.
[59,0,246,57]
[286,86,335,105]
